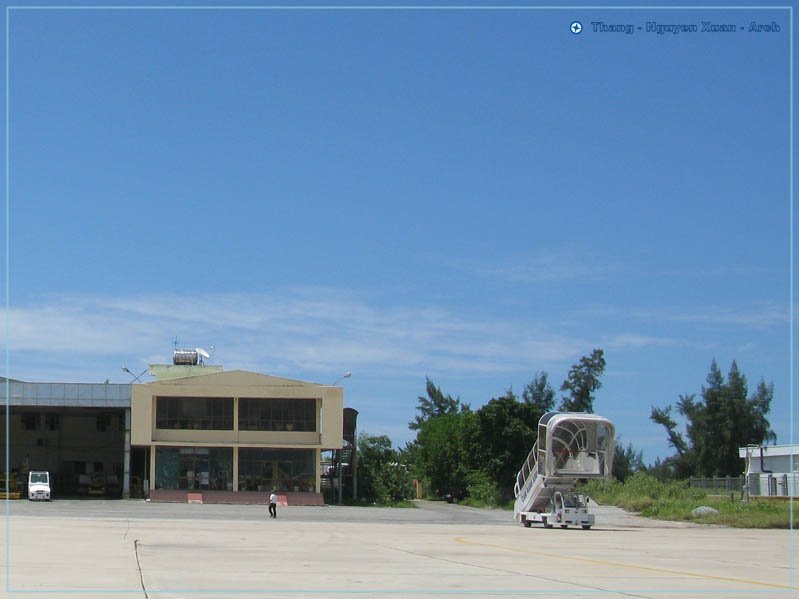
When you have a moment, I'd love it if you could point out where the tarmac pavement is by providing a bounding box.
[1,499,796,598]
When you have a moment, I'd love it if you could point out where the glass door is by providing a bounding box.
[178,449,211,490]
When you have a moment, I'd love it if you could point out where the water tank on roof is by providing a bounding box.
[173,349,199,365]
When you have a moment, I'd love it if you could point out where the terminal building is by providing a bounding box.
[1,350,356,504]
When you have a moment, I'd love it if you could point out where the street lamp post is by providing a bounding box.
[121,367,148,383]
[332,372,352,386]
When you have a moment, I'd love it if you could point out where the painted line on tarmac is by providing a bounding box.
[453,536,796,592]
[377,543,650,598]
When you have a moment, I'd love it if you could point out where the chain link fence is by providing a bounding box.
[690,474,798,497]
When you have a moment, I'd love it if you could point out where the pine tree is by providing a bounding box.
[408,377,464,431]
[559,349,606,413]
[650,360,776,477]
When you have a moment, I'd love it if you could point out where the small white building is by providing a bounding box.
[739,444,798,497]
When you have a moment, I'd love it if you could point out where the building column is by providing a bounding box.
[148,445,156,496]
[315,448,321,493]
[232,446,239,492]
[232,398,239,492]
[352,443,357,500]
[122,409,131,499]
[318,398,323,445]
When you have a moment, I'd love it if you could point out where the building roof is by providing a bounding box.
[738,444,799,459]
[1,370,340,407]
[140,369,328,388]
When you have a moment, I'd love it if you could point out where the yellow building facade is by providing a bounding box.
[130,369,344,495]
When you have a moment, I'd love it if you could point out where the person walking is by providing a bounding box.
[269,490,277,518]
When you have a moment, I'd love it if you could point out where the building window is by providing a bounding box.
[96,414,111,432]
[238,398,316,432]
[22,413,39,430]
[45,414,60,431]
[155,397,234,430]
[155,447,233,491]
[239,448,315,492]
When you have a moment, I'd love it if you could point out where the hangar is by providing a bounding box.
[0,377,130,497]
[2,353,352,503]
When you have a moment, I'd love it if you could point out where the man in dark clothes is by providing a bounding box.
[269,489,277,518]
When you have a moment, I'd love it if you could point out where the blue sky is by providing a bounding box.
[3,3,795,464]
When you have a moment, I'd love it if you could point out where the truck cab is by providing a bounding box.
[552,491,593,529]
[28,471,51,501]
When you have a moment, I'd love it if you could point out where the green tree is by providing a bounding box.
[522,371,556,414]
[650,399,696,478]
[612,440,645,483]
[415,412,475,499]
[650,359,776,477]
[409,377,465,431]
[470,389,538,501]
[356,434,414,504]
[559,349,606,413]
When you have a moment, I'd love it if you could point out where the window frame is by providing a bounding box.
[155,397,234,430]
[238,398,316,432]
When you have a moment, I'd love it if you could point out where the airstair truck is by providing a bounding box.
[514,412,614,529]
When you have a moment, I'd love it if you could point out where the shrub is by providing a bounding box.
[464,470,501,507]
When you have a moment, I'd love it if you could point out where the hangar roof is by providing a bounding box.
[1,377,131,408]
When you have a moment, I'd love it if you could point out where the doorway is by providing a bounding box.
[179,450,210,490]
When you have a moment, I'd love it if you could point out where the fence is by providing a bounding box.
[689,476,744,493]
[690,474,798,498]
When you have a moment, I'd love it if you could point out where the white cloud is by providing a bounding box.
[6,289,595,382]
[9,288,774,388]
[577,301,790,331]
[443,249,625,285]
[601,333,683,350]
[630,302,790,330]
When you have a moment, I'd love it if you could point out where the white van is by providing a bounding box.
[28,471,51,501]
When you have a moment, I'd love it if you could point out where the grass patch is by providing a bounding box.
[459,496,513,510]
[382,499,417,508]
[345,498,417,508]
[582,473,798,528]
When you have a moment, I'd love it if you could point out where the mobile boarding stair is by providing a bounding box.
[513,412,615,529]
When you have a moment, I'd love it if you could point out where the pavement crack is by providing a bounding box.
[134,539,149,599]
